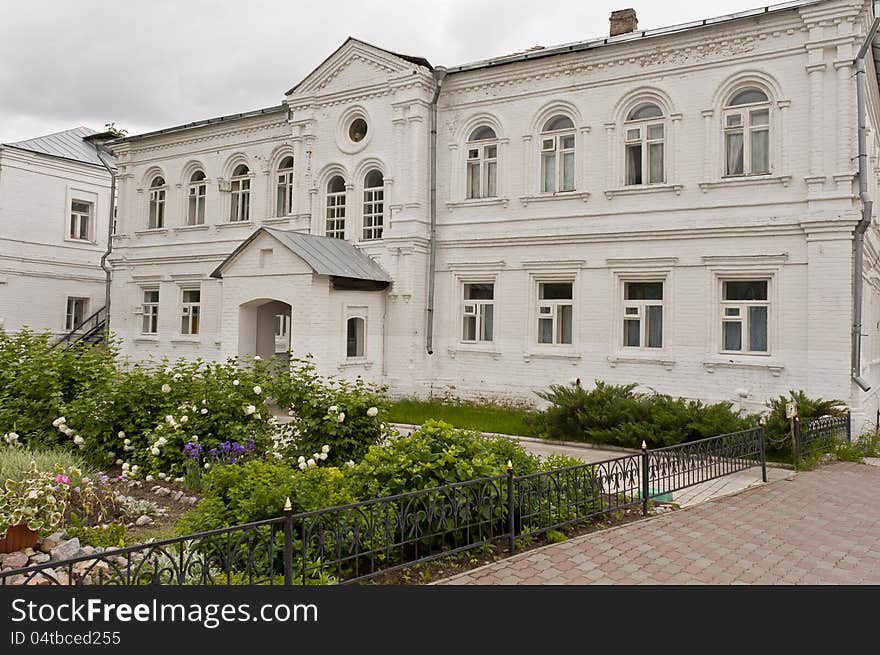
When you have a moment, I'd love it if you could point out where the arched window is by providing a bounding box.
[724,87,770,176]
[276,156,294,216]
[466,126,498,199]
[362,169,384,241]
[326,176,346,239]
[346,317,365,358]
[148,175,166,229]
[624,103,665,186]
[229,164,250,222]
[187,170,206,226]
[541,115,575,193]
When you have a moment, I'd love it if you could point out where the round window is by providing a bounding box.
[349,118,368,143]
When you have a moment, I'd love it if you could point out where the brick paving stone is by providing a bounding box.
[437,463,880,585]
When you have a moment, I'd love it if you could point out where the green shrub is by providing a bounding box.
[529,381,755,448]
[66,523,128,548]
[0,445,92,484]
[764,390,847,453]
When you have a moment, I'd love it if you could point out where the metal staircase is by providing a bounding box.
[55,306,107,348]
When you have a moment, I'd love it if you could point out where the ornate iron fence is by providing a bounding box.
[794,413,851,465]
[1,428,776,586]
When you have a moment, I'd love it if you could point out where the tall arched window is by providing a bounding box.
[229,164,250,222]
[541,115,576,193]
[148,176,166,229]
[326,176,346,239]
[276,156,294,216]
[187,171,206,225]
[724,88,770,176]
[466,126,498,199]
[624,103,665,186]
[362,170,384,241]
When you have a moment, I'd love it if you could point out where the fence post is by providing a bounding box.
[793,419,801,469]
[641,441,649,516]
[283,496,293,586]
[506,460,515,554]
[846,410,852,444]
[759,427,767,483]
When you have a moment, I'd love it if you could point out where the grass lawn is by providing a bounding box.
[385,399,540,437]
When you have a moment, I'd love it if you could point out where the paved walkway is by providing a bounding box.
[438,461,880,584]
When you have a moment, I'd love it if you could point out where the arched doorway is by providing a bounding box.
[238,298,292,363]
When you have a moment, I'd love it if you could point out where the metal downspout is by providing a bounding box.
[426,66,447,355]
[92,144,116,339]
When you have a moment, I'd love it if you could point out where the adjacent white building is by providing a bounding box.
[105,0,880,429]
[0,127,114,338]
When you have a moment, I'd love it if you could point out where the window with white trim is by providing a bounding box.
[461,283,494,342]
[623,282,663,349]
[148,176,166,228]
[69,200,93,241]
[537,282,573,345]
[180,289,200,335]
[723,88,770,177]
[187,171,206,225]
[362,169,384,240]
[65,297,88,331]
[466,126,498,199]
[721,279,769,354]
[276,156,294,216]
[541,115,575,193]
[229,164,251,222]
[624,103,665,186]
[326,176,346,239]
[141,289,159,334]
[346,317,365,358]
[274,314,290,353]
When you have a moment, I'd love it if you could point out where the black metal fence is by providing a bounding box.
[794,412,851,466]
[1,426,777,586]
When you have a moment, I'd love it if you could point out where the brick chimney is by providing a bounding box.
[610,8,638,37]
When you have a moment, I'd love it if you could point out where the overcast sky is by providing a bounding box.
[1,0,777,143]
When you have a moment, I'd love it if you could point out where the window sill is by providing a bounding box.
[133,336,159,343]
[607,354,675,371]
[170,337,201,345]
[262,216,297,225]
[338,359,373,369]
[519,191,590,206]
[604,184,683,199]
[64,237,98,245]
[216,221,253,229]
[173,224,210,232]
[702,357,783,377]
[445,197,509,211]
[698,175,791,192]
[134,229,169,236]
[523,349,581,364]
[448,346,501,360]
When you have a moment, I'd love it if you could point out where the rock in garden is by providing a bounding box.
[50,538,83,562]
[81,546,96,556]
[39,539,59,554]
[30,553,50,564]
[171,490,183,502]
[46,530,66,542]
[135,515,153,526]
[2,551,29,570]
[154,487,171,497]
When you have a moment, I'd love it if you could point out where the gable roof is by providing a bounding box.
[2,126,116,168]
[210,227,392,284]
[285,36,431,95]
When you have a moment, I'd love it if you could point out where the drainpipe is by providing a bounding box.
[91,142,116,338]
[852,11,880,392]
[426,66,447,355]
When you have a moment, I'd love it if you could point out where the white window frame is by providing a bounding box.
[179,288,201,336]
[461,282,495,343]
[276,158,294,217]
[719,278,770,355]
[723,90,771,177]
[540,119,576,193]
[536,280,574,346]
[624,105,665,186]
[229,168,251,223]
[141,288,159,335]
[622,281,664,350]
[326,177,346,239]
[68,199,93,242]
[187,172,207,225]
[65,297,89,331]
[148,178,166,229]
[362,172,384,241]
[345,316,366,358]
[465,128,498,199]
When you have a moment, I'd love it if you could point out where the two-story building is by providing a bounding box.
[106,0,880,430]
[0,127,114,338]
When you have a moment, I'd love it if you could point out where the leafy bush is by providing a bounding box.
[0,445,92,484]
[764,390,847,453]
[529,381,755,448]
[66,523,128,548]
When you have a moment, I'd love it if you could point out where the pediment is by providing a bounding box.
[286,38,429,97]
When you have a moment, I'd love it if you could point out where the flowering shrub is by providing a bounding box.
[0,461,70,537]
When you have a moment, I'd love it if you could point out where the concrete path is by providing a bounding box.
[437,461,880,585]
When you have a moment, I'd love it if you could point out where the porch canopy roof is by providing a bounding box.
[210,227,392,286]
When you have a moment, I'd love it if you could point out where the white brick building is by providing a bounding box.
[106,0,880,429]
[0,127,114,338]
